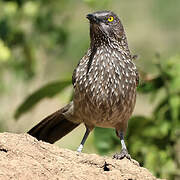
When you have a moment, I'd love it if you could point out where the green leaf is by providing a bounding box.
[14,80,71,120]
[154,97,168,114]
[137,76,164,94]
[169,94,180,123]
[127,116,150,136]
[94,127,119,154]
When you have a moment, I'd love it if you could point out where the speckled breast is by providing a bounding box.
[73,46,137,128]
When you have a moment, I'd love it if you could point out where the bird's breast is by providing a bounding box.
[73,46,137,126]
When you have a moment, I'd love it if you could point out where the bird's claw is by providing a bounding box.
[113,148,131,160]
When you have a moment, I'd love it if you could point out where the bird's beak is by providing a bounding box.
[86,14,100,24]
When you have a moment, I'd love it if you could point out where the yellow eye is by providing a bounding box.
[108,16,114,22]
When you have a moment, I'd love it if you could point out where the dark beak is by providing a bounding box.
[86,14,99,24]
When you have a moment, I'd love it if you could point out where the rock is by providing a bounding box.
[0,132,165,180]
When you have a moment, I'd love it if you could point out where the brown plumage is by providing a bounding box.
[28,11,139,159]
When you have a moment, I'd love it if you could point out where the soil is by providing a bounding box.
[0,132,165,180]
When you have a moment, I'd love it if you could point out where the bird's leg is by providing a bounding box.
[77,127,90,152]
[113,131,131,160]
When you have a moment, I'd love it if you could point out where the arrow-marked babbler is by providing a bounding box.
[28,11,139,159]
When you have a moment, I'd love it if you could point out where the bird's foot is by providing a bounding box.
[113,148,131,160]
[77,144,83,152]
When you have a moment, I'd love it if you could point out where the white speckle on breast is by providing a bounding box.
[126,72,129,77]
[119,62,125,68]
[101,55,104,61]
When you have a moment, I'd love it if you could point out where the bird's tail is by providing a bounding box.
[28,103,80,144]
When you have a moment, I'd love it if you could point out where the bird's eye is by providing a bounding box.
[107,16,114,22]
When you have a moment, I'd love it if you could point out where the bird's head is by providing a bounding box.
[86,11,124,46]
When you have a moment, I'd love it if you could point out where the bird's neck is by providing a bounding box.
[108,33,131,56]
[90,27,130,55]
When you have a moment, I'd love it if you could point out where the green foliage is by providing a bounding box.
[94,127,119,155]
[0,0,70,82]
[94,55,180,179]
[14,80,71,119]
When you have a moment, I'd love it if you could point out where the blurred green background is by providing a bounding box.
[0,0,179,179]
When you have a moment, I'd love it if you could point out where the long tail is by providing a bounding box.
[28,103,80,143]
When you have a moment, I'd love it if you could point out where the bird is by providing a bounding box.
[28,10,139,160]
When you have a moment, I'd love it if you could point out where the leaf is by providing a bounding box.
[127,116,154,150]
[154,97,168,114]
[159,121,170,137]
[127,116,150,137]
[137,76,164,94]
[142,126,159,138]
[14,80,71,120]
[94,127,119,154]
[169,94,180,123]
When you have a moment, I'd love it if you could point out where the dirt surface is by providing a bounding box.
[0,132,165,180]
